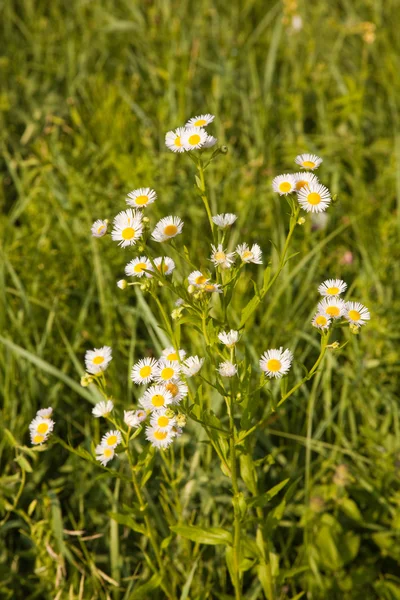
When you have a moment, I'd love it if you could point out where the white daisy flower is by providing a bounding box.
[297,182,331,213]
[92,400,114,418]
[317,297,346,319]
[95,444,115,467]
[126,187,157,209]
[188,270,209,287]
[111,209,143,248]
[150,408,176,432]
[218,330,239,347]
[151,216,184,242]
[164,380,188,404]
[131,357,158,385]
[185,114,215,128]
[212,213,238,229]
[117,279,127,290]
[203,283,223,293]
[218,361,237,377]
[154,256,175,276]
[165,127,187,153]
[125,256,153,278]
[236,243,263,264]
[124,409,147,428]
[293,172,318,191]
[29,416,55,438]
[30,431,49,445]
[154,361,181,383]
[182,356,204,377]
[203,135,218,148]
[145,425,176,449]
[140,385,173,411]
[312,312,331,330]
[162,347,186,362]
[101,430,122,448]
[91,219,108,238]
[36,407,53,419]
[260,348,293,379]
[85,346,112,375]
[210,244,235,269]
[295,153,323,170]
[318,279,347,297]
[272,174,296,195]
[345,302,370,327]
[181,127,208,150]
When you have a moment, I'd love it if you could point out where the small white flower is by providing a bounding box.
[154,256,175,276]
[203,135,218,148]
[210,244,235,269]
[312,312,331,330]
[150,408,176,432]
[111,209,143,248]
[260,348,293,379]
[85,346,112,374]
[188,270,209,287]
[164,380,188,404]
[91,219,108,238]
[218,330,239,347]
[272,174,296,195]
[291,14,303,31]
[212,213,238,228]
[203,283,223,293]
[181,127,208,150]
[36,407,53,419]
[140,385,173,411]
[175,298,184,307]
[101,430,122,448]
[295,153,323,170]
[218,361,237,377]
[29,416,55,437]
[117,279,127,290]
[161,347,186,362]
[145,425,176,449]
[345,301,370,327]
[182,356,204,377]
[131,357,159,385]
[124,409,147,428]
[297,181,331,213]
[125,256,153,278]
[154,361,181,383]
[92,400,114,418]
[293,172,318,191]
[151,216,184,242]
[236,243,263,264]
[95,444,115,466]
[185,114,215,128]
[318,279,347,297]
[126,187,157,208]
[30,431,49,445]
[317,297,346,319]
[165,127,187,153]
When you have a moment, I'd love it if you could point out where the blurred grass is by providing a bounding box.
[1,0,400,598]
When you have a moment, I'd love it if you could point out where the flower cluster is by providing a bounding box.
[95,429,122,467]
[29,407,55,445]
[165,114,217,153]
[312,279,370,332]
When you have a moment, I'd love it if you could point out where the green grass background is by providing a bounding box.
[1,0,400,598]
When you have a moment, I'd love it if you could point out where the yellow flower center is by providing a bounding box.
[157,262,169,273]
[166,352,178,361]
[37,422,49,434]
[157,416,169,427]
[97,225,105,234]
[164,224,178,236]
[138,411,146,419]
[326,286,339,295]
[214,252,226,261]
[204,284,215,292]
[267,359,281,372]
[295,180,308,190]
[134,195,149,205]
[195,275,207,285]
[307,192,321,205]
[188,134,201,145]
[134,262,147,273]
[279,182,292,193]
[154,430,168,441]
[93,356,104,365]
[303,160,316,168]
[161,367,174,380]
[152,394,165,407]
[33,434,45,444]
[348,309,361,321]
[104,448,113,458]
[165,382,179,396]
[242,250,253,260]
[315,315,328,326]
[107,435,118,446]
[174,136,182,147]
[121,227,135,240]
[139,366,152,378]
[195,119,207,126]
[326,306,340,317]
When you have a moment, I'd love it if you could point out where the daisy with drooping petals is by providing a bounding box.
[92,400,114,418]
[131,357,158,385]
[145,425,176,449]
[111,209,143,248]
[29,416,55,438]
[117,280,126,290]
[297,181,331,213]
[218,361,237,377]
[272,174,296,195]
[203,135,217,148]
[181,127,208,150]
[162,347,186,362]
[212,213,238,228]
[318,279,347,297]
[91,219,108,238]
[101,430,122,448]
[188,270,209,287]
[150,408,176,432]
[185,114,215,128]
[154,360,181,383]
[203,283,223,293]
[312,312,331,330]
[182,356,204,377]
[140,385,173,411]
[85,346,112,375]
[151,216,184,242]
[210,244,235,269]
[165,127,187,153]
[36,407,53,419]
[124,409,147,428]
[95,444,115,467]
[295,153,323,170]
[236,243,263,264]
[154,256,175,276]
[345,301,370,327]
[125,256,152,278]
[164,380,188,404]
[293,172,318,191]
[218,330,239,347]
[317,297,346,319]
[126,187,157,209]
[260,348,293,379]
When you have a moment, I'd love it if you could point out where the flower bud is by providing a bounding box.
[80,374,93,387]
[117,279,127,290]
[176,414,186,427]
[297,217,306,225]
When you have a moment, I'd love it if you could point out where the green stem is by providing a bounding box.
[197,159,215,238]
[228,392,242,599]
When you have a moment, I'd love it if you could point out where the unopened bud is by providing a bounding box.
[117,279,127,290]
[297,217,306,225]
[80,374,93,387]
[176,414,186,427]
